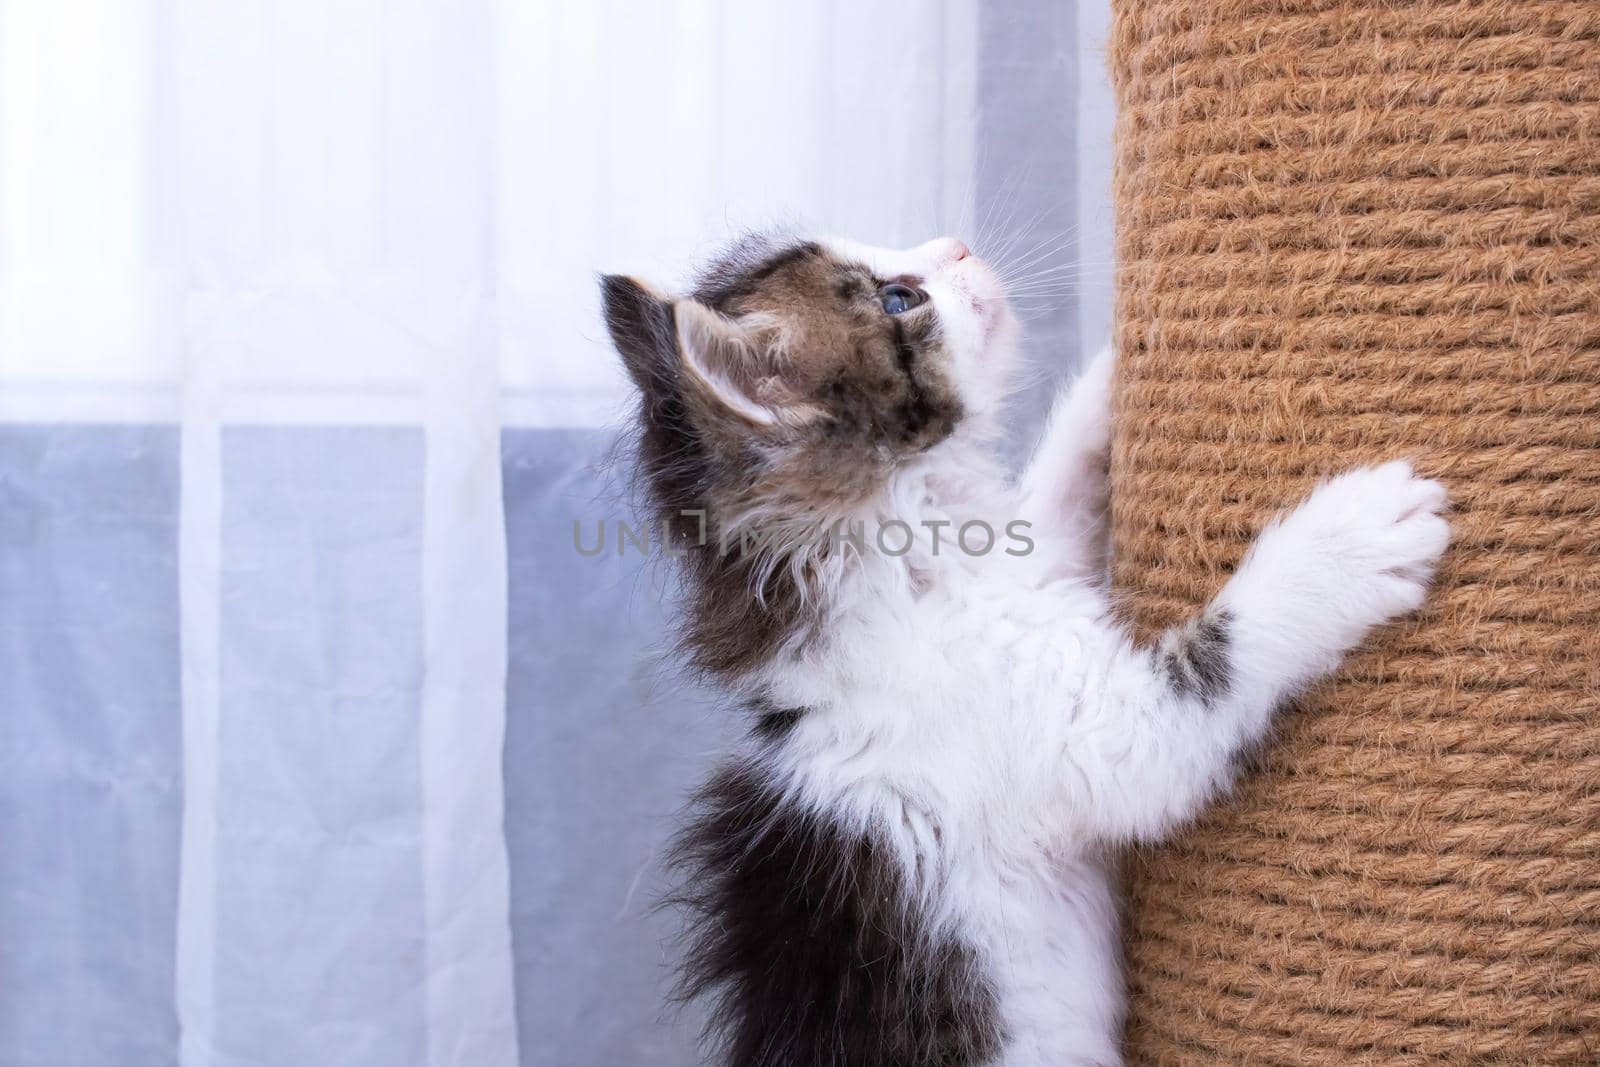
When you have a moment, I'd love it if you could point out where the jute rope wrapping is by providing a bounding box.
[1108,2,1600,1063]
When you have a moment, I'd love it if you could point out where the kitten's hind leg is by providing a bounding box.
[1062,461,1450,842]
[1018,346,1116,581]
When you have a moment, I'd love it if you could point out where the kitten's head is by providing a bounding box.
[600,234,1017,528]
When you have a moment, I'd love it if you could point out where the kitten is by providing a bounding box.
[599,234,1449,1066]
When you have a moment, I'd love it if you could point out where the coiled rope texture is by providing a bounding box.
[1109,2,1600,1062]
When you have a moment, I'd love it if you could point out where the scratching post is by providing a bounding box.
[1108,1,1600,1062]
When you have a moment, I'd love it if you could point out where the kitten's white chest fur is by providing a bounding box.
[757,488,1130,1064]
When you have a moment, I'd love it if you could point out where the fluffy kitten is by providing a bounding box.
[599,234,1449,1066]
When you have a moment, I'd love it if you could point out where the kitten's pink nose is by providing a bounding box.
[920,237,969,265]
[912,237,971,273]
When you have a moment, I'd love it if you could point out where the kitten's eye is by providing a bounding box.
[880,283,926,315]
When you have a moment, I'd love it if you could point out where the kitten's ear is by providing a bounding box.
[601,275,802,429]
[599,274,677,393]
[673,299,781,427]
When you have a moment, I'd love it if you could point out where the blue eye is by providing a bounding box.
[880,283,925,315]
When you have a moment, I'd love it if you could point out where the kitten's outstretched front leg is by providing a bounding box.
[1018,347,1115,581]
[1064,461,1450,842]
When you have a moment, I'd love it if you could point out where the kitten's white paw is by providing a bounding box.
[1065,346,1115,457]
[1019,346,1115,522]
[1230,461,1450,663]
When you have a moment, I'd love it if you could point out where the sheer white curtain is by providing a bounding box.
[6,3,515,1065]
[0,3,1057,1065]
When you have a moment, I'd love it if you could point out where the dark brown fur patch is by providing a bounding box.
[693,237,825,311]
[748,697,806,741]
[667,760,1005,1066]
